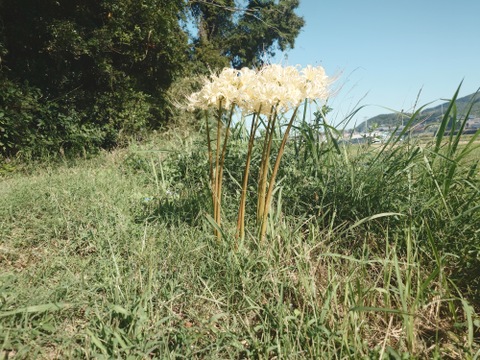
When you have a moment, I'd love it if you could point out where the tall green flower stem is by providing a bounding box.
[236,110,261,241]
[212,103,223,239]
[215,104,235,239]
[256,106,278,224]
[259,106,299,241]
[206,99,235,241]
[204,110,215,222]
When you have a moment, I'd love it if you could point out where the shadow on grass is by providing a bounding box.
[135,192,210,227]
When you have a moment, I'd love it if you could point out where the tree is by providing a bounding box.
[0,0,189,155]
[0,0,305,157]
[188,0,305,70]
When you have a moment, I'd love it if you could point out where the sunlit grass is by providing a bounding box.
[1,91,479,358]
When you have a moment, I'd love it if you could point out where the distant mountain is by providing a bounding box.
[355,92,480,133]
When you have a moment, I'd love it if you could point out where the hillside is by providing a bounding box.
[355,91,480,132]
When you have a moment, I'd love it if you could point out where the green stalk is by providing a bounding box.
[236,110,260,241]
[257,105,277,223]
[259,106,299,241]
[215,103,235,238]
[214,99,224,240]
[205,110,215,215]
[256,114,272,222]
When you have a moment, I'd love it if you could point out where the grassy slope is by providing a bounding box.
[1,127,479,359]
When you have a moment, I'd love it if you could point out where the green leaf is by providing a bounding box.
[0,303,72,318]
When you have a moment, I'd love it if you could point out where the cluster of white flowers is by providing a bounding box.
[187,64,330,115]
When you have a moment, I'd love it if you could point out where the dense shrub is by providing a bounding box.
[0,79,106,157]
[0,0,188,158]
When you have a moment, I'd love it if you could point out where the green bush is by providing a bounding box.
[0,79,104,158]
[0,0,189,159]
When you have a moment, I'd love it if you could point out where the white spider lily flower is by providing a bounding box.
[187,63,331,114]
[301,65,330,101]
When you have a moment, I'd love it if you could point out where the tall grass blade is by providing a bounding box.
[0,303,72,318]
[435,82,463,153]
[342,212,404,235]
[461,298,475,353]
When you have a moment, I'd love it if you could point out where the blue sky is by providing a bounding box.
[274,0,480,128]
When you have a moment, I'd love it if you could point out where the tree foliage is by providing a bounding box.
[0,0,189,156]
[2,0,188,100]
[189,0,305,69]
[0,0,304,158]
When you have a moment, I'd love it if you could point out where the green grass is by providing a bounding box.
[1,99,480,359]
